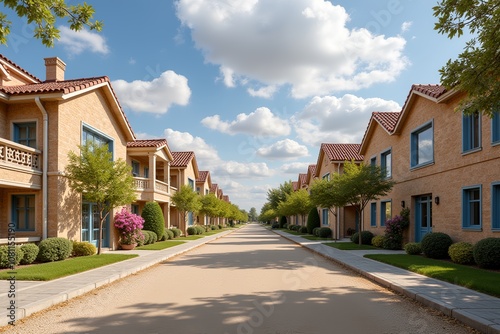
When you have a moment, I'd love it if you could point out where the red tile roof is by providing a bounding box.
[321,143,363,162]
[0,76,110,95]
[127,139,168,148]
[298,173,307,187]
[197,171,209,182]
[171,151,195,167]
[210,183,218,193]
[307,164,316,178]
[292,181,299,191]
[0,54,41,82]
[412,84,447,99]
[372,112,400,133]
[223,195,230,202]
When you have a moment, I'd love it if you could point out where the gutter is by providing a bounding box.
[34,97,48,240]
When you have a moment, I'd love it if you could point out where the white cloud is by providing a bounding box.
[201,107,290,136]
[280,162,311,174]
[292,94,400,146]
[58,26,109,55]
[401,21,413,33]
[112,71,191,113]
[175,0,408,98]
[247,85,277,98]
[257,139,309,160]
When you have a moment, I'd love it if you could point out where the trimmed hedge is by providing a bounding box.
[307,207,321,234]
[299,226,308,234]
[473,238,500,269]
[164,229,174,240]
[271,222,279,229]
[141,201,165,240]
[279,216,287,228]
[351,231,374,245]
[170,228,182,238]
[318,227,332,238]
[72,241,97,257]
[312,227,321,237]
[421,232,453,259]
[404,242,422,255]
[20,243,39,265]
[187,226,197,235]
[371,235,385,248]
[0,245,24,268]
[448,242,474,265]
[37,237,73,262]
[195,225,205,235]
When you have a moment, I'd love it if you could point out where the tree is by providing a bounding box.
[199,193,223,225]
[65,142,136,255]
[172,185,201,234]
[248,207,258,222]
[141,202,165,240]
[306,206,321,234]
[335,161,395,245]
[0,0,102,46]
[277,189,314,225]
[267,181,293,211]
[433,0,500,117]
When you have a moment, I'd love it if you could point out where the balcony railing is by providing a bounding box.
[133,177,175,195]
[0,138,41,171]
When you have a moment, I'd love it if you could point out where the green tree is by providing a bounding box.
[277,189,314,225]
[433,0,500,117]
[141,202,165,240]
[199,193,222,225]
[248,207,258,222]
[335,161,395,245]
[0,0,102,46]
[172,185,201,234]
[267,181,293,211]
[65,142,136,255]
[306,206,320,234]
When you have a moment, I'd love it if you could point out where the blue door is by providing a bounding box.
[82,203,109,247]
[415,196,432,242]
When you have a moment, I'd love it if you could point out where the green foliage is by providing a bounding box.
[421,232,453,259]
[37,237,73,262]
[0,245,23,268]
[277,189,314,219]
[20,243,39,264]
[271,221,279,229]
[164,229,174,240]
[299,226,308,234]
[306,207,321,234]
[187,226,197,235]
[309,178,345,213]
[279,216,287,228]
[141,230,151,245]
[448,242,474,265]
[404,242,422,255]
[210,225,218,230]
[142,230,157,244]
[371,235,385,248]
[266,181,293,211]
[318,227,332,238]
[141,202,165,240]
[195,225,205,235]
[172,185,202,227]
[350,231,374,245]
[170,228,182,238]
[473,238,500,269]
[71,241,97,257]
[312,227,321,237]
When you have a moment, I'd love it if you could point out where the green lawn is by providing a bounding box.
[325,242,377,250]
[0,254,137,281]
[136,240,185,250]
[365,254,500,298]
[302,235,334,241]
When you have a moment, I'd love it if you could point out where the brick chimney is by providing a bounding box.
[44,57,66,82]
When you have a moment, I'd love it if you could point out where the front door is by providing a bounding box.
[82,203,109,247]
[415,195,432,242]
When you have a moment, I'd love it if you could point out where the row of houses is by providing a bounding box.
[0,54,232,250]
[288,84,499,244]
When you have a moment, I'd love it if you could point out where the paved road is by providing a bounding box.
[1,224,478,334]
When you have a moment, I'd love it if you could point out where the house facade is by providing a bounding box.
[360,85,500,243]
[196,170,212,225]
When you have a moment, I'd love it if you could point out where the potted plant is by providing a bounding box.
[114,208,144,250]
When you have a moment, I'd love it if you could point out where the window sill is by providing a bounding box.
[461,227,482,232]
[462,147,482,156]
[492,141,500,147]
[410,161,434,171]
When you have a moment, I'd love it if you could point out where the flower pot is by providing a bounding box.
[120,243,136,250]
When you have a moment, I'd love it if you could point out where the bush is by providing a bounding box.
[136,231,146,246]
[383,215,407,250]
[187,226,197,235]
[306,207,321,234]
[371,235,385,248]
[195,225,205,235]
[404,242,422,255]
[279,216,287,228]
[141,201,165,240]
[147,230,158,244]
[271,221,280,229]
[448,242,474,265]
[312,227,321,237]
[72,241,96,257]
[473,238,500,269]
[37,237,73,262]
[142,230,151,245]
[170,228,182,238]
[210,225,218,230]
[421,232,453,259]
[164,229,174,240]
[299,226,308,234]
[20,243,39,265]
[318,227,332,238]
[351,231,374,245]
[0,245,24,268]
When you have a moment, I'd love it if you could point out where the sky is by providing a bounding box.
[1,0,470,213]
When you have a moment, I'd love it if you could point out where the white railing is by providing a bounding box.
[133,177,150,190]
[155,180,168,193]
[0,138,41,171]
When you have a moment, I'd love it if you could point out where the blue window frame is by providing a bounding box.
[411,121,434,168]
[462,185,482,229]
[13,122,37,148]
[492,183,500,230]
[188,178,194,190]
[82,124,114,156]
[370,156,376,166]
[370,202,377,227]
[492,111,500,145]
[381,149,392,178]
[462,113,481,152]
[380,200,391,227]
[322,209,329,226]
[12,195,35,231]
[131,160,140,176]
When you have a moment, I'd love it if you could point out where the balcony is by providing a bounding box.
[133,177,176,203]
[0,138,42,188]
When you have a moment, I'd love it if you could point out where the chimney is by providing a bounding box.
[44,57,66,82]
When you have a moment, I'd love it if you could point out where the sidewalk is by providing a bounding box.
[0,229,236,327]
[272,229,500,334]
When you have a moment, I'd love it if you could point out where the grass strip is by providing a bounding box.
[302,235,334,241]
[365,254,500,298]
[0,254,137,281]
[136,240,185,250]
[325,242,377,250]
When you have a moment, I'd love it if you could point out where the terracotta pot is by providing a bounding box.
[120,243,136,250]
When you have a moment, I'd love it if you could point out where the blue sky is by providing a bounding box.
[1,0,469,212]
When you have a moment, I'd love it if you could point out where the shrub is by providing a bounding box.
[142,230,151,245]
[312,227,321,237]
[0,245,24,268]
[195,225,205,235]
[421,232,453,259]
[473,238,500,269]
[170,228,182,238]
[187,226,197,235]
[448,242,474,265]
[141,201,165,240]
[72,241,97,257]
[210,225,218,230]
[37,237,73,262]
[351,231,374,245]
[371,235,385,248]
[279,216,287,228]
[271,221,279,229]
[318,227,332,238]
[383,215,407,250]
[20,243,39,265]
[306,207,321,234]
[114,208,144,245]
[299,226,308,234]
[164,229,174,240]
[404,242,422,255]
[147,230,158,244]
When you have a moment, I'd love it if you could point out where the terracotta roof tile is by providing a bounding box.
[127,139,168,148]
[0,76,109,95]
[308,164,316,178]
[292,181,299,191]
[197,171,209,182]
[412,84,447,99]
[171,151,195,167]
[372,112,400,133]
[210,184,218,193]
[298,173,307,187]
[321,143,363,162]
[223,195,230,202]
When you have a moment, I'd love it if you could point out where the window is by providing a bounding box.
[131,161,140,176]
[463,113,481,152]
[462,186,482,229]
[381,149,392,178]
[12,195,35,231]
[131,204,139,215]
[380,200,391,227]
[82,125,113,155]
[196,186,201,194]
[492,183,500,230]
[144,167,149,178]
[492,111,500,145]
[411,121,434,168]
[370,156,376,166]
[370,202,377,227]
[188,178,194,190]
[322,209,329,226]
[322,173,330,181]
[13,122,37,148]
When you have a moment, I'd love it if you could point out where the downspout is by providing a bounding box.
[34,97,48,240]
